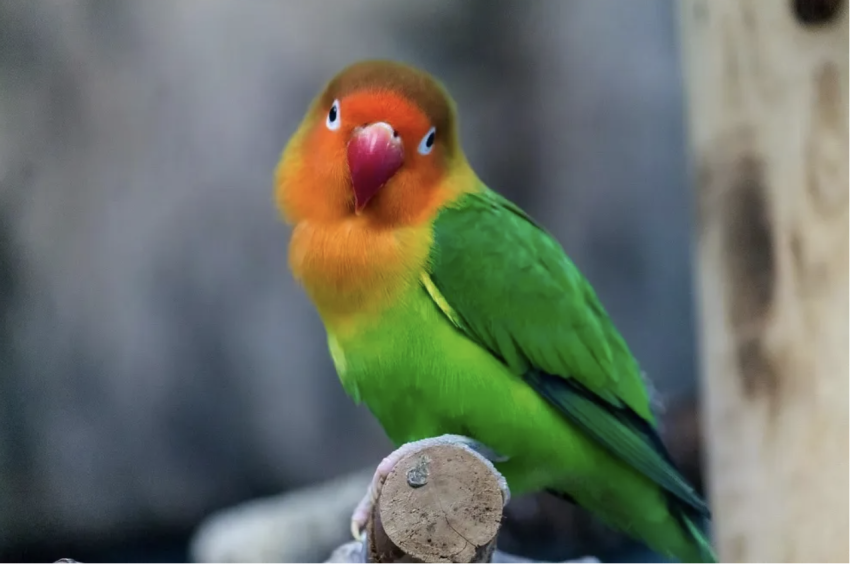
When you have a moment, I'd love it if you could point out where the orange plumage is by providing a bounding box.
[274,60,476,322]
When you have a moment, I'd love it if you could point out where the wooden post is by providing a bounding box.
[678,1,848,562]
[366,443,505,563]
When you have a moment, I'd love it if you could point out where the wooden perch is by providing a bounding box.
[191,397,697,564]
[366,443,505,563]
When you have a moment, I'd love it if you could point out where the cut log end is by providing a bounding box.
[366,443,505,563]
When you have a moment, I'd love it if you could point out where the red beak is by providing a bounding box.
[347,122,404,213]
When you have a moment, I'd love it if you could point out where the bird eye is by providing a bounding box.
[417,127,436,155]
[326,99,341,131]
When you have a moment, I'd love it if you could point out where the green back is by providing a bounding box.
[426,187,708,518]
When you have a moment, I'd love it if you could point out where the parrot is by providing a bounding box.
[274,59,716,563]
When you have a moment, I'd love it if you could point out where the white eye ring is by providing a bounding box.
[417,126,436,155]
[326,99,341,131]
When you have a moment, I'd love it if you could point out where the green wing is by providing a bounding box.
[425,188,708,517]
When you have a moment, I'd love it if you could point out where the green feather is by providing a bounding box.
[429,190,653,417]
[424,187,715,562]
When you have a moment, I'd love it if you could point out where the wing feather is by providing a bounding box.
[425,188,708,516]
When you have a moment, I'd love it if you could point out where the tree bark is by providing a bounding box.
[679,0,849,561]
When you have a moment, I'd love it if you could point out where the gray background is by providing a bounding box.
[0,1,698,561]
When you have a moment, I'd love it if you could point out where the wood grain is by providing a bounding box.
[366,444,504,563]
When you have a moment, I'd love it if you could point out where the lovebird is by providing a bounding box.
[274,60,715,563]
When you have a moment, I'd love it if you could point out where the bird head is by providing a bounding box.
[275,60,467,226]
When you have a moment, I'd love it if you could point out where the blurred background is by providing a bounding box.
[1,0,718,561]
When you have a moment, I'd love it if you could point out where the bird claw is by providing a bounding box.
[350,517,367,543]
[350,434,510,540]
[350,484,377,541]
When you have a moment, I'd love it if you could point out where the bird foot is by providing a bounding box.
[350,434,511,541]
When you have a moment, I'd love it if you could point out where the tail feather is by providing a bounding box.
[546,489,717,563]
[676,511,717,563]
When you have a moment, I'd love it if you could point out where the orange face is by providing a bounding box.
[277,87,459,227]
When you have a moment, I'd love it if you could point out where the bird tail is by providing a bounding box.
[677,512,717,563]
